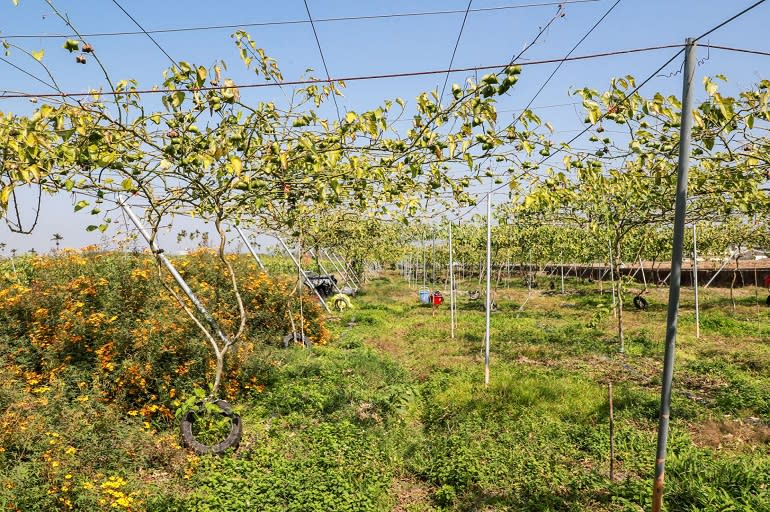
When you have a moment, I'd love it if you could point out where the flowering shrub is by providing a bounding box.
[0,250,329,419]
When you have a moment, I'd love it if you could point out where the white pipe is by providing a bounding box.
[693,224,700,338]
[234,225,266,271]
[449,222,456,339]
[484,193,492,387]
[277,237,331,313]
[116,195,230,346]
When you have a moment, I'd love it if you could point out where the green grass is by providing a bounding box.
[2,271,769,511]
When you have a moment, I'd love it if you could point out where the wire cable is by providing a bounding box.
[453,1,770,219]
[109,0,177,67]
[302,0,341,122]
[439,0,474,100]
[0,44,688,100]
[2,1,600,40]
[695,0,767,41]
[0,56,59,91]
[515,0,622,121]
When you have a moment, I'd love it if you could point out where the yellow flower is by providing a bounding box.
[65,474,73,479]
[75,395,89,403]
[82,482,94,490]
[65,447,77,455]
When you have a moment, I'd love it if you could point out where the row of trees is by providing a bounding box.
[3,2,770,392]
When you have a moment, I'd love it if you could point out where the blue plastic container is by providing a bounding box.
[418,288,431,304]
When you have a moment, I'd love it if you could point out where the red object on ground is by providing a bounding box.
[430,291,444,306]
[763,275,770,288]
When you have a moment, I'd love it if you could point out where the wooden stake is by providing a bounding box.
[609,381,615,482]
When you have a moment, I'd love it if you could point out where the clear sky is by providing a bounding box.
[1,0,768,254]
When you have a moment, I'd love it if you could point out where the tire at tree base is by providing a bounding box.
[766,294,770,306]
[283,332,310,348]
[180,399,242,455]
[633,295,649,311]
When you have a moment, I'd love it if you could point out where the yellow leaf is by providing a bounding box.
[229,156,243,175]
[31,49,44,61]
[0,185,13,207]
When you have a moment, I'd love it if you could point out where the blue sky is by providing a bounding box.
[1,0,769,253]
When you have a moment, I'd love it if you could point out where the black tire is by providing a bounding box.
[180,400,242,456]
[765,294,770,307]
[283,332,310,349]
[633,295,649,311]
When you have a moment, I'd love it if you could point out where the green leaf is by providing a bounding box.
[85,225,98,232]
[74,200,89,212]
[63,39,79,53]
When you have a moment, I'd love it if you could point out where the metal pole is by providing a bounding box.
[277,236,331,313]
[693,224,700,339]
[484,193,492,387]
[234,225,266,272]
[317,258,343,294]
[449,222,456,339]
[324,250,358,292]
[116,196,229,346]
[609,240,617,318]
[332,252,362,288]
[703,247,740,288]
[560,251,565,294]
[653,38,696,512]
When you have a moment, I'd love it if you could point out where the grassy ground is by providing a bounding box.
[186,272,770,511]
[320,272,770,511]
[2,265,769,511]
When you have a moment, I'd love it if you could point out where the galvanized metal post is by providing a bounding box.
[333,251,362,288]
[234,225,266,272]
[449,221,456,339]
[653,38,696,512]
[323,250,358,292]
[560,251,565,294]
[609,240,617,319]
[116,196,230,346]
[277,236,331,313]
[693,224,700,339]
[317,257,343,295]
[484,192,492,387]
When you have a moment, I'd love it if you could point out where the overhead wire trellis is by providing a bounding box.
[0,0,601,39]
